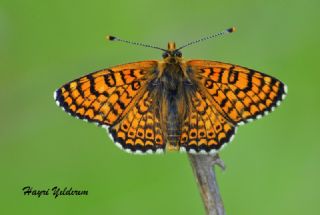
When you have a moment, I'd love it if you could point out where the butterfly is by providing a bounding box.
[54,27,287,154]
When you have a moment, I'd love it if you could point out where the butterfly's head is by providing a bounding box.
[162,42,182,63]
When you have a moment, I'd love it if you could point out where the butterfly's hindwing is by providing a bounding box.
[108,89,165,154]
[179,87,236,153]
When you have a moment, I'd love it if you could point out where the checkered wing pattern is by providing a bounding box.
[188,60,287,125]
[179,89,236,153]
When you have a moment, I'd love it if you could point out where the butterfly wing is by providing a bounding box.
[187,60,287,125]
[177,60,287,153]
[54,61,164,153]
[108,90,165,154]
[179,85,236,153]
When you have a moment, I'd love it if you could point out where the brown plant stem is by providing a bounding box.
[188,153,226,215]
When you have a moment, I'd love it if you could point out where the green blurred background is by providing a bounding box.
[1,0,319,214]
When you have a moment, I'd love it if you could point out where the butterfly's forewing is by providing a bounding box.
[187,60,287,125]
[54,61,156,125]
[54,61,165,153]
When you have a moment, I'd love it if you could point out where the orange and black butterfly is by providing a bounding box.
[54,27,287,154]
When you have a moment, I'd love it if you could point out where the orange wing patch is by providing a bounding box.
[188,60,287,125]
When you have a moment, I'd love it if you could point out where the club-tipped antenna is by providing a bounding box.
[176,27,236,51]
[106,35,167,52]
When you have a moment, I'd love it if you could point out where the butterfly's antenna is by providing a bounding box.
[176,27,236,51]
[106,35,167,52]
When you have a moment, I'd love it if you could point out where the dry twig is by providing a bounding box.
[188,153,226,215]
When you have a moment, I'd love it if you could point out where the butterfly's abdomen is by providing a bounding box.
[166,91,182,148]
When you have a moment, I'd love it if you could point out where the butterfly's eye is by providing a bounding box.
[174,51,182,57]
[162,52,169,58]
